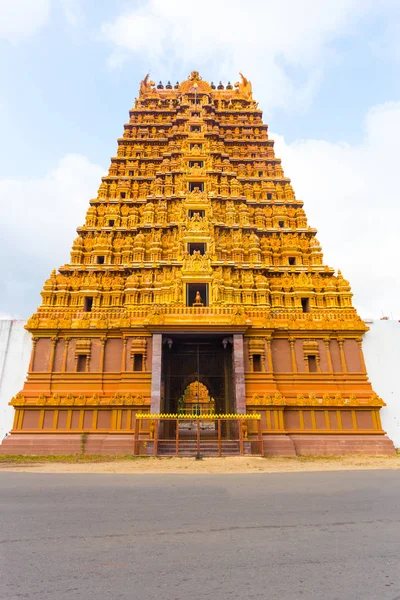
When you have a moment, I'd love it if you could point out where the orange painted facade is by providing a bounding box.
[1,71,395,456]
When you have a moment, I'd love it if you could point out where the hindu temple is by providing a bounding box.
[1,71,395,456]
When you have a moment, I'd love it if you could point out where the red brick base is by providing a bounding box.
[0,432,396,456]
[289,434,396,456]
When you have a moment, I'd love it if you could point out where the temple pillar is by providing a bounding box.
[150,333,162,414]
[233,334,246,414]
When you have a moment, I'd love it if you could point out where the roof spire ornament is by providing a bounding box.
[139,74,155,97]
[235,72,253,100]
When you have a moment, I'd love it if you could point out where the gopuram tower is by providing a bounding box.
[1,71,394,456]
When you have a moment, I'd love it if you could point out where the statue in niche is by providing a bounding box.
[193,290,203,306]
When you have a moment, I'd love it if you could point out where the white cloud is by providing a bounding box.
[0,154,104,317]
[273,101,400,319]
[0,0,50,42]
[60,0,84,27]
[100,0,377,112]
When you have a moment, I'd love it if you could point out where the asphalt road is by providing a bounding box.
[1,470,400,600]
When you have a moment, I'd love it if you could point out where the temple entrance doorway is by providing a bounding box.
[161,334,235,439]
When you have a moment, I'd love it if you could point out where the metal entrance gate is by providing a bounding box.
[133,415,263,457]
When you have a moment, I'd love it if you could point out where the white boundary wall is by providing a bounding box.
[0,318,399,447]
[0,320,31,440]
[363,320,400,448]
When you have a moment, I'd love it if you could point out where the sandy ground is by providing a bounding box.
[0,455,400,474]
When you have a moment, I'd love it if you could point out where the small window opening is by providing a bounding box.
[308,355,318,373]
[77,355,87,373]
[133,354,143,372]
[188,209,205,218]
[84,297,93,312]
[267,193,272,200]
[120,192,126,199]
[258,171,263,177]
[301,298,310,313]
[190,125,201,132]
[278,221,284,228]
[190,143,202,150]
[189,181,204,192]
[192,112,200,117]
[129,170,134,176]
[97,256,105,265]
[187,283,208,307]
[288,257,296,266]
[253,354,262,372]
[190,98,200,104]
[188,242,206,255]
[136,152,141,157]
[189,161,204,168]
[108,220,115,227]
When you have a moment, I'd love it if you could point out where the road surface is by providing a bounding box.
[1,470,399,599]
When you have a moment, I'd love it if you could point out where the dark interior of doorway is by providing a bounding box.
[161,334,234,416]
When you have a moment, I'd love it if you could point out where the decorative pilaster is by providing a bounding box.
[48,336,58,372]
[99,337,106,372]
[61,337,70,372]
[289,337,297,373]
[121,338,128,372]
[338,337,347,374]
[323,337,333,373]
[265,336,273,373]
[150,333,162,414]
[233,334,246,414]
[356,337,367,374]
[28,337,38,372]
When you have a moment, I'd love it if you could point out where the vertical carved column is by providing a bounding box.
[265,336,273,373]
[121,338,128,372]
[289,337,297,373]
[233,334,246,414]
[61,337,70,372]
[323,337,333,373]
[48,336,58,372]
[99,337,106,372]
[150,333,162,414]
[28,337,38,372]
[338,337,347,374]
[356,337,367,374]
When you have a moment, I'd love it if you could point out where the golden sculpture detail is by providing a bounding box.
[235,72,253,100]
[193,290,203,306]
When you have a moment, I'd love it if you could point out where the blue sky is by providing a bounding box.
[1,0,400,318]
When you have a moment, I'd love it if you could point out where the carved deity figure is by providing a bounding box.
[193,290,203,306]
